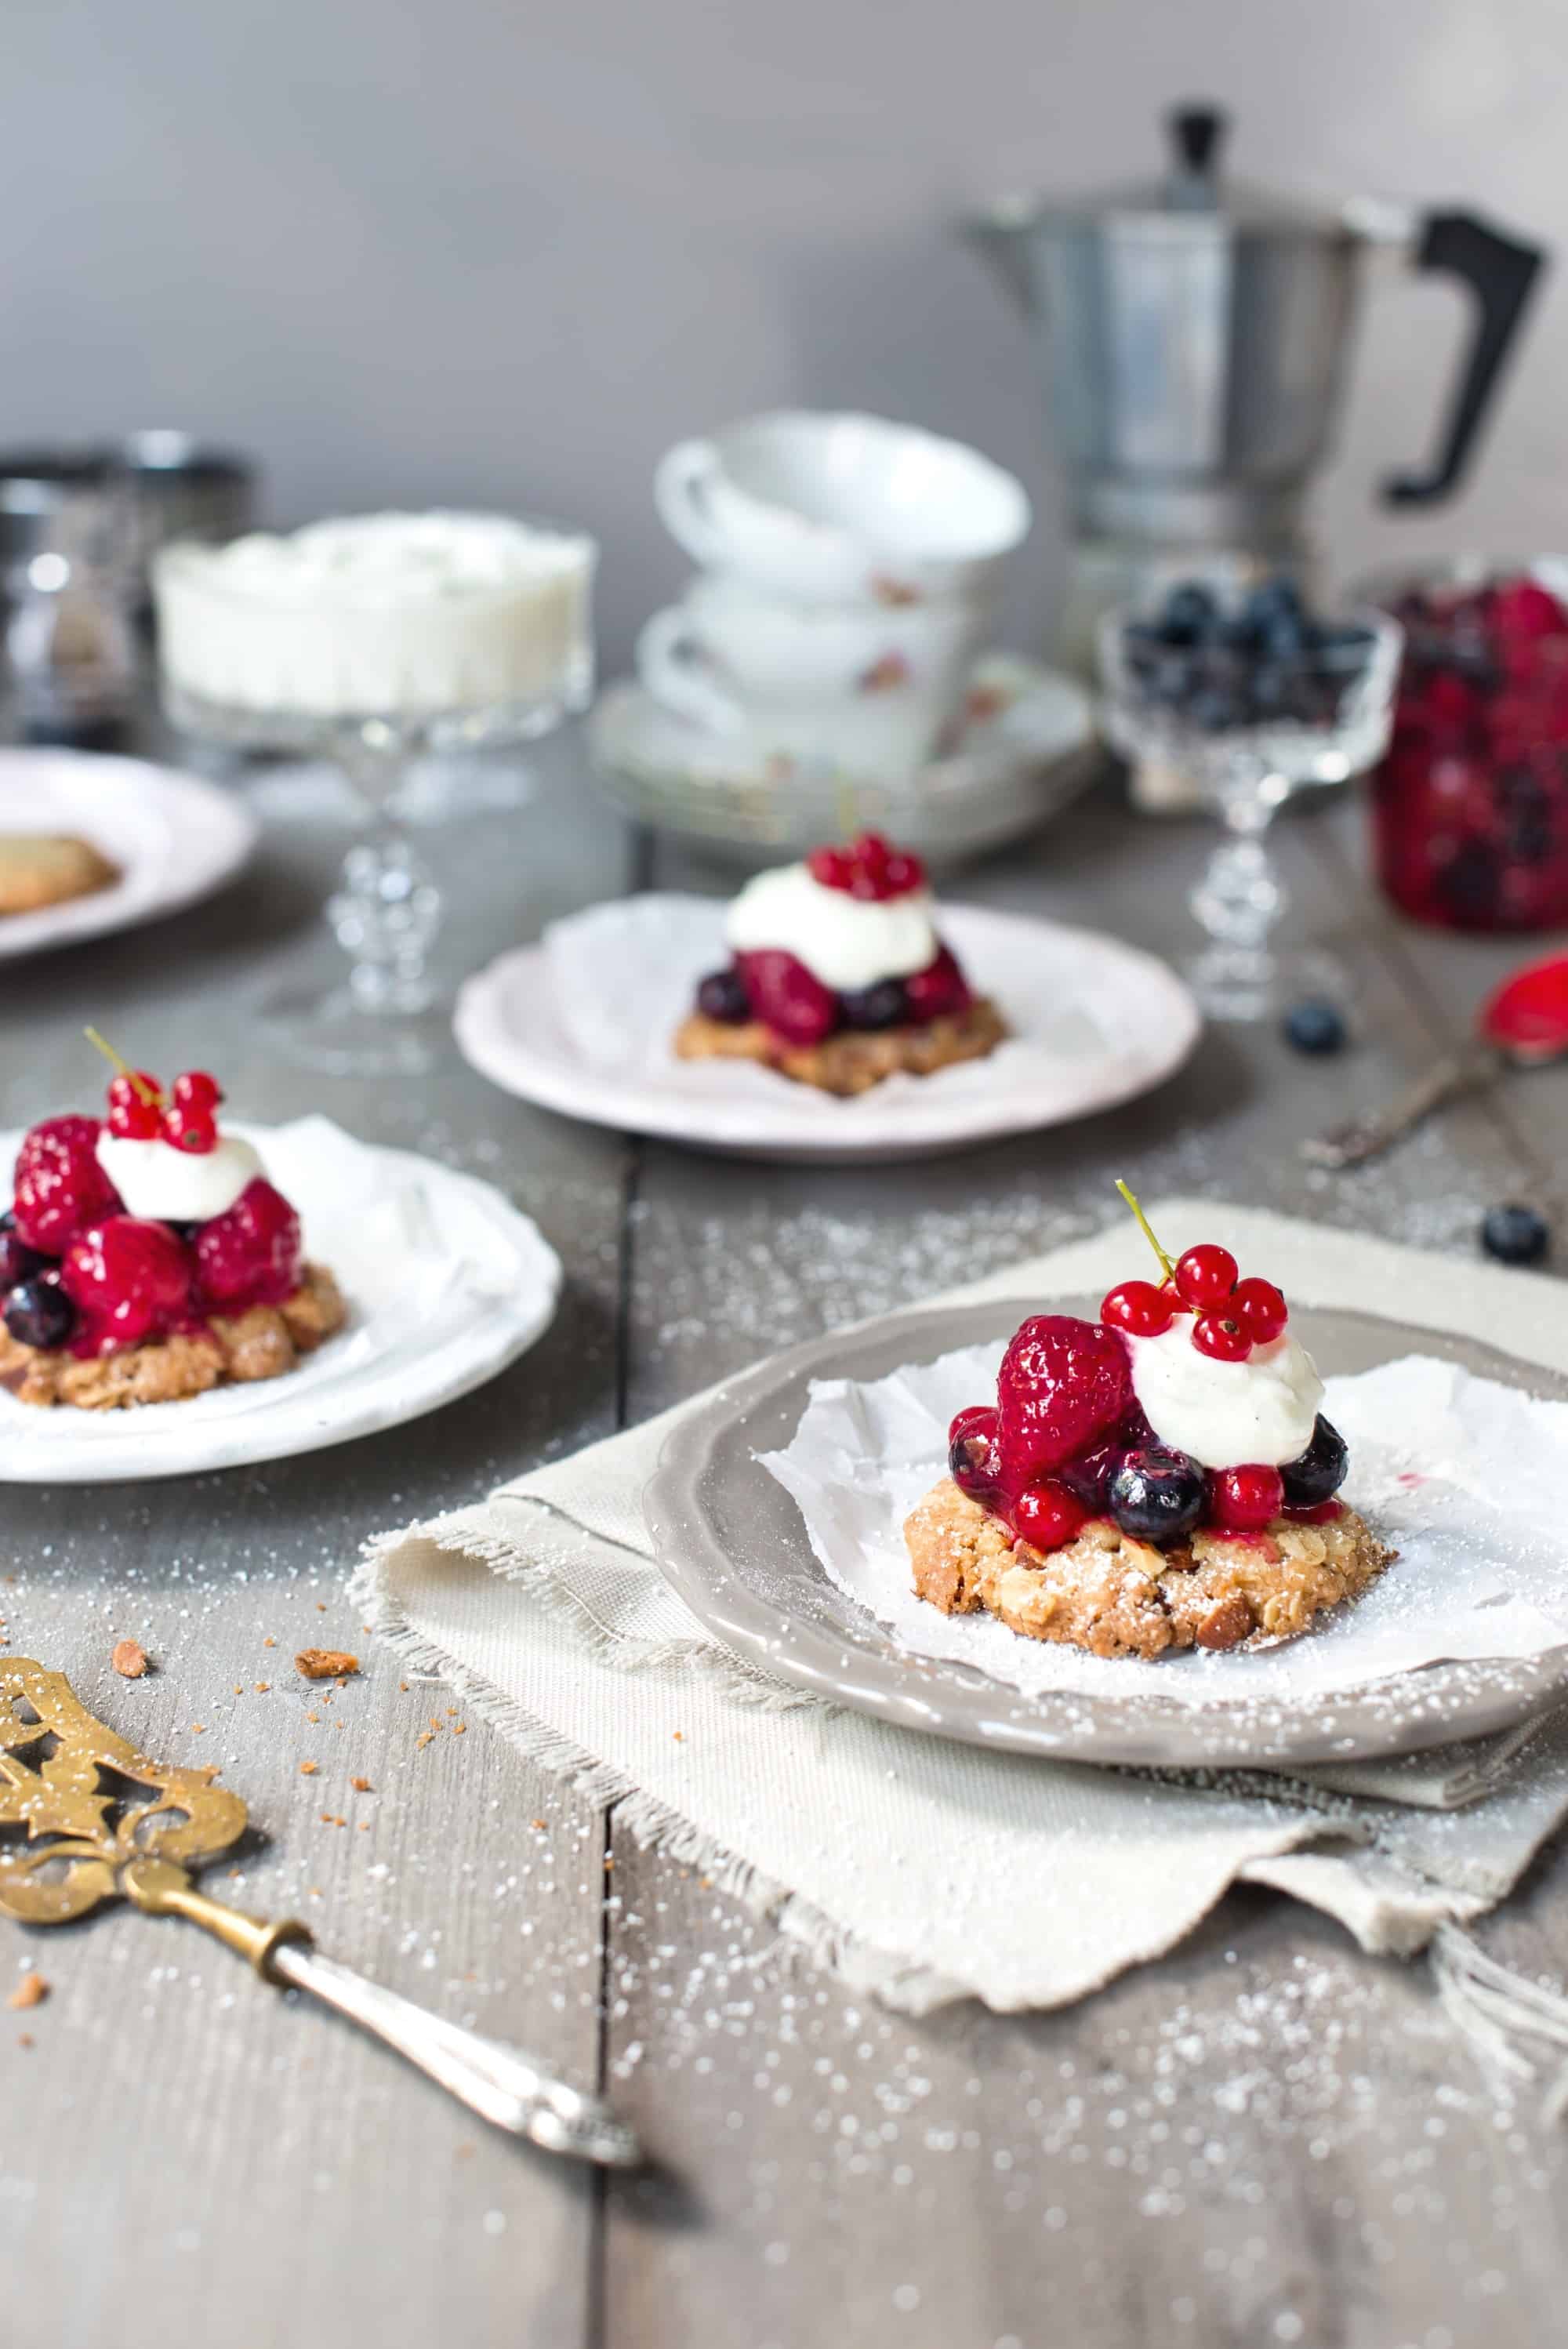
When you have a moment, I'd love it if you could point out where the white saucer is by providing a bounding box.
[0,750,259,960]
[454,895,1200,1164]
[0,1116,561,1483]
[586,654,1096,868]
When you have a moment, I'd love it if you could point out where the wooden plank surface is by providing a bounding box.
[0,739,628,2349]
[605,793,1568,2349]
[3,735,1566,2349]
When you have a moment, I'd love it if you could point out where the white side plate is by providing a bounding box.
[0,1117,561,1483]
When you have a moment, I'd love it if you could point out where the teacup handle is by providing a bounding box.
[635,606,748,735]
[654,439,727,564]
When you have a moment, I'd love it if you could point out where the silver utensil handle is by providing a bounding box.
[271,1941,639,2168]
[1301,1045,1498,1170]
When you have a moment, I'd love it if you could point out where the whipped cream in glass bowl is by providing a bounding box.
[1126,1322,1324,1468]
[155,510,596,723]
[153,508,597,1076]
[724,862,938,991]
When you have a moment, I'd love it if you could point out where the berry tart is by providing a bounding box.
[0,1044,345,1410]
[673,832,1005,1096]
[903,1189,1393,1660]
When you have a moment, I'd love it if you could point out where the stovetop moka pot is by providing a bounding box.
[964,104,1545,579]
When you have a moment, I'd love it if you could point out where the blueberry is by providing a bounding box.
[4,1275,75,1350]
[1481,1204,1551,1266]
[0,1226,45,1291]
[1283,998,1347,1055]
[1109,1446,1207,1548]
[1058,1439,1124,1513]
[1280,1415,1349,1508]
[1188,685,1243,732]
[0,1209,13,1233]
[695,966,750,1024]
[1158,583,1219,646]
[840,979,909,1031]
[165,1221,202,1244]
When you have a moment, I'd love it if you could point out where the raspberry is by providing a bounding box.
[62,1217,193,1351]
[996,1314,1130,1491]
[735,950,838,1048]
[903,946,971,1023]
[106,1074,163,1140]
[194,1178,302,1309]
[13,1116,122,1255]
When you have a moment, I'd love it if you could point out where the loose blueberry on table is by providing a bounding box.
[674,832,1006,1097]
[906,1183,1393,1660]
[0,1031,344,1411]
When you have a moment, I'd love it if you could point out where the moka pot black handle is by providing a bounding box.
[1383,210,1547,506]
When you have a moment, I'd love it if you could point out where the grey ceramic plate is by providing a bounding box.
[644,1297,1568,1769]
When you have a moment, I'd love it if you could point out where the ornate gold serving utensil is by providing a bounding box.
[0,1658,638,2168]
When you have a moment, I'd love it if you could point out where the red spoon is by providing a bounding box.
[1304,949,1568,1168]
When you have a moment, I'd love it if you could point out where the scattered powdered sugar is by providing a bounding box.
[760,1347,1568,1707]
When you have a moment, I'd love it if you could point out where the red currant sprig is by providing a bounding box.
[83,1029,223,1154]
[1107,1182,1289,1362]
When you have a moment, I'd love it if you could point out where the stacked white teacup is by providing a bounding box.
[639,411,1032,781]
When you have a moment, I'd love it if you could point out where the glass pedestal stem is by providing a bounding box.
[326,721,442,1018]
[1187,758,1290,1021]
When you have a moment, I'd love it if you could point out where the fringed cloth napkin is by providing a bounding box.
[354,1204,1568,2110]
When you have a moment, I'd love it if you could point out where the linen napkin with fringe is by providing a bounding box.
[354,1202,1568,2102]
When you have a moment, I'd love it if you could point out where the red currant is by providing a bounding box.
[1100,1279,1175,1338]
[162,1103,218,1156]
[1173,1243,1239,1309]
[172,1069,223,1109]
[1210,1463,1284,1530]
[106,1074,163,1141]
[1192,1313,1251,1363]
[1231,1276,1288,1344]
[1012,1479,1088,1555]
[948,1404,1002,1497]
[806,844,853,892]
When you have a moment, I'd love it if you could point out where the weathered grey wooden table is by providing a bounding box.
[2,732,1564,2349]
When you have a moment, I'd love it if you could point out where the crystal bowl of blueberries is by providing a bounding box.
[1097,579,1403,1020]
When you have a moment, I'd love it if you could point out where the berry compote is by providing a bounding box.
[1371,570,1568,931]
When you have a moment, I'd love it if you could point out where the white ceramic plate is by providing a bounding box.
[0,1117,561,1482]
[454,895,1200,1164]
[0,749,258,960]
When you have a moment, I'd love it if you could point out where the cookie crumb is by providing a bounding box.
[111,1639,148,1679]
[8,1972,48,2010]
[350,1777,372,1793]
[263,1636,277,1648]
[296,1649,358,1680]
[299,1760,318,1777]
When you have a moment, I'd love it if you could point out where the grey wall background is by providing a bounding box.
[4,0,1567,667]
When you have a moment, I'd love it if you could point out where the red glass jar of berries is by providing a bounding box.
[1370,564,1568,931]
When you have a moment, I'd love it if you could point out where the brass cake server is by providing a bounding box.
[0,1658,638,2169]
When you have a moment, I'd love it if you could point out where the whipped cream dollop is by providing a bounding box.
[188,511,594,604]
[96,1130,264,1224]
[724,863,937,992]
[1126,1322,1324,1469]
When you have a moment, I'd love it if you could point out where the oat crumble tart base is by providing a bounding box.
[673,998,1007,1096]
[903,1475,1395,1661]
[0,1263,346,1410]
